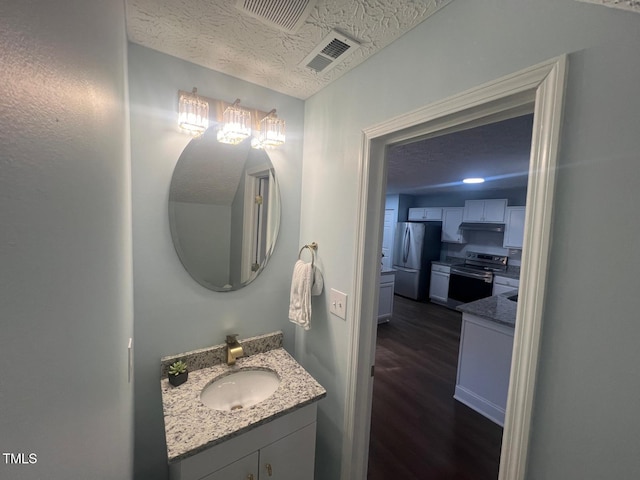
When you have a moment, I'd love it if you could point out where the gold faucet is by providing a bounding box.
[225,334,244,365]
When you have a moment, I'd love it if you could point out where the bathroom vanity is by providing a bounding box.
[161,332,326,480]
[170,404,318,480]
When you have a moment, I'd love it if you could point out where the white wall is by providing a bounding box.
[299,1,640,479]
[0,1,133,479]
[127,44,305,479]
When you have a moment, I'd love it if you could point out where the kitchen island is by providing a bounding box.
[454,294,517,426]
[457,293,517,326]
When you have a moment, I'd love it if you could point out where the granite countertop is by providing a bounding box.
[456,293,518,327]
[432,257,464,267]
[160,331,326,464]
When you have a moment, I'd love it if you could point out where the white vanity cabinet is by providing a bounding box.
[502,206,526,249]
[462,199,507,223]
[200,424,315,480]
[408,207,443,221]
[441,208,466,243]
[170,404,318,480]
[200,452,258,480]
[429,263,450,304]
[256,423,316,479]
[377,270,396,323]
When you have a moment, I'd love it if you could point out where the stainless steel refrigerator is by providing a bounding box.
[393,222,442,301]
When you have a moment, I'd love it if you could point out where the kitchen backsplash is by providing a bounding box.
[442,231,522,267]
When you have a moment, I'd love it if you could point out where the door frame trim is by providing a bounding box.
[342,55,567,480]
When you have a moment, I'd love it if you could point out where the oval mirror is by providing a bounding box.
[169,129,281,291]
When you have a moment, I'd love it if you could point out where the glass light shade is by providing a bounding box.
[217,103,251,145]
[257,114,286,148]
[178,89,209,135]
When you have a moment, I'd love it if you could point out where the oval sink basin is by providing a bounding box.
[201,369,280,412]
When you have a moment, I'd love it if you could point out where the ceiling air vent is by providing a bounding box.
[301,30,361,74]
[235,0,317,33]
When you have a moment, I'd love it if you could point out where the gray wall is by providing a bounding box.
[127,44,305,479]
[171,202,231,285]
[0,0,133,479]
[299,1,640,479]
[3,1,637,478]
[411,187,528,208]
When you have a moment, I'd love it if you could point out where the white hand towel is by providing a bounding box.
[289,260,313,330]
[311,264,324,296]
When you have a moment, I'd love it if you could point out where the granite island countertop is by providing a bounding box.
[456,293,518,327]
[160,332,326,464]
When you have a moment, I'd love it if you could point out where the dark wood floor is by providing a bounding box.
[367,295,503,480]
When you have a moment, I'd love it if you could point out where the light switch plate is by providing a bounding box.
[329,288,347,320]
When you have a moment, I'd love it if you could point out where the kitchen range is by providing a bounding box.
[448,252,509,308]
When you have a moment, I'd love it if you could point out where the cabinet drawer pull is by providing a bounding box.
[247,475,254,480]
[266,463,273,476]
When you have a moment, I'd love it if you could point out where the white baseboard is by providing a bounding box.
[454,385,505,427]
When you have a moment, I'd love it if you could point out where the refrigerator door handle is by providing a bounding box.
[393,265,419,273]
[403,226,411,263]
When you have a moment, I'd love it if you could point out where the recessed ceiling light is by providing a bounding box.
[463,177,485,184]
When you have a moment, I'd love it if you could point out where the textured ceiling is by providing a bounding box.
[386,114,534,195]
[125,0,452,99]
[170,132,251,205]
[575,0,640,14]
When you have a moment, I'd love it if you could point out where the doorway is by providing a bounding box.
[368,112,534,478]
[341,57,567,480]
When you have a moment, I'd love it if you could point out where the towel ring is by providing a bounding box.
[298,242,318,268]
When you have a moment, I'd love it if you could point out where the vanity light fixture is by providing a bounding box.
[463,177,485,184]
[178,88,209,136]
[217,99,252,145]
[253,109,286,149]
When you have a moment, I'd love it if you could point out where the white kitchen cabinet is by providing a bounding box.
[429,264,450,304]
[454,313,514,426]
[377,271,396,323]
[493,275,520,296]
[408,207,443,221]
[170,404,318,480]
[503,206,526,249]
[441,208,466,243]
[462,199,507,223]
[381,209,395,269]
